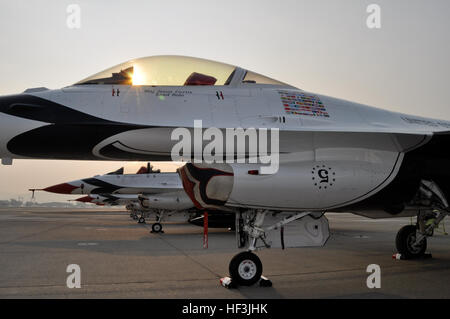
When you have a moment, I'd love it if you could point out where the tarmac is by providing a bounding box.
[0,207,449,298]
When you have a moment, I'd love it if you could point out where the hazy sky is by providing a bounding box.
[0,0,449,202]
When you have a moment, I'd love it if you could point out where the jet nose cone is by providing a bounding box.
[43,183,78,194]
[0,93,36,115]
[0,93,15,110]
[75,196,93,203]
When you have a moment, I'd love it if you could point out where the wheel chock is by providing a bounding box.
[259,276,272,287]
[392,253,433,260]
[219,276,272,288]
[220,277,237,289]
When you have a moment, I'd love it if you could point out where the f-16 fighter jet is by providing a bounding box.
[36,166,182,196]
[33,165,193,232]
[1,55,449,286]
[72,193,191,233]
[74,194,235,232]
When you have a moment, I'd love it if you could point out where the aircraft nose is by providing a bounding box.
[0,93,34,115]
[43,183,79,194]
[0,94,7,110]
[0,93,50,161]
[0,95,23,160]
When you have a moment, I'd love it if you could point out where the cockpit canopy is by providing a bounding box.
[76,55,290,87]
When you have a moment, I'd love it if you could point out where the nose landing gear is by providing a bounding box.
[226,210,328,287]
[151,222,163,233]
[229,251,263,286]
[150,211,165,233]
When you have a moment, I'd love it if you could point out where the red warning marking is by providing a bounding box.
[203,211,208,249]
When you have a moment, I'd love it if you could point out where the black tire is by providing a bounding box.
[138,217,145,224]
[396,225,427,259]
[152,222,162,233]
[229,252,263,286]
[129,213,133,218]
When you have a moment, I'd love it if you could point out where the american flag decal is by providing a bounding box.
[279,91,329,118]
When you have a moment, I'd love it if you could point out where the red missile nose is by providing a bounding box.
[43,183,78,194]
[75,196,93,203]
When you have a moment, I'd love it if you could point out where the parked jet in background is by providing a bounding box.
[32,164,193,232]
[72,193,138,206]
[33,163,232,233]
[2,55,449,286]
[72,193,189,233]
[37,167,183,196]
[73,193,235,232]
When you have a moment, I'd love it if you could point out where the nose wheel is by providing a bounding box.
[151,222,163,233]
[229,251,263,286]
[138,216,146,224]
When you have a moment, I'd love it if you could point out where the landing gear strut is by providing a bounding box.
[396,225,427,259]
[150,211,165,233]
[228,210,325,287]
[395,180,449,259]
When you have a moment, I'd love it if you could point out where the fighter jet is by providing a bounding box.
[72,193,139,206]
[73,193,234,233]
[33,165,194,232]
[1,55,449,286]
[71,189,194,232]
[35,167,183,195]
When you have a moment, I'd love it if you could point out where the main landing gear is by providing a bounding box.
[395,180,449,259]
[126,204,139,221]
[128,209,145,223]
[132,208,165,233]
[396,225,427,259]
[136,211,148,224]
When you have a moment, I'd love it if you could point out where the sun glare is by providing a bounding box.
[132,64,146,85]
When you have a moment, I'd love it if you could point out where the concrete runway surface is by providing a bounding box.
[0,207,449,298]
